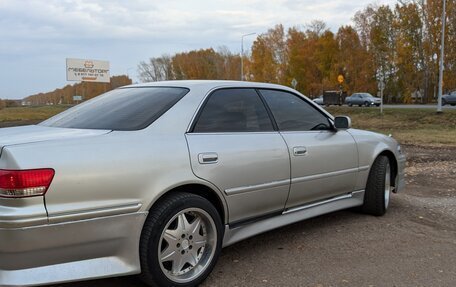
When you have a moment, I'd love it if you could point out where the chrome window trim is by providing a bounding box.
[186,86,335,134]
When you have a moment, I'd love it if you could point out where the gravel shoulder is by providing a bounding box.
[52,145,456,287]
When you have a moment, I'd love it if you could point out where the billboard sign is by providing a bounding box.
[66,58,110,83]
[73,95,82,101]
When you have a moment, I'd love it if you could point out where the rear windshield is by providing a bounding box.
[40,87,189,131]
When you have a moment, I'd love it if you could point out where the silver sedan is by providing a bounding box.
[0,81,405,287]
[345,92,381,107]
[443,91,456,106]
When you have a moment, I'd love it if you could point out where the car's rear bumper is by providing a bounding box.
[0,212,147,286]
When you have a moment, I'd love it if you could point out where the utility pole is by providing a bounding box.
[437,0,446,113]
[241,32,256,81]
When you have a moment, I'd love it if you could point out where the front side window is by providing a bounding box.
[259,89,331,131]
[193,89,273,133]
[40,87,189,131]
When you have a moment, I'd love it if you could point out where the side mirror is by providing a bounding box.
[334,116,351,129]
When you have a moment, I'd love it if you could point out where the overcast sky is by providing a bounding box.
[0,0,395,99]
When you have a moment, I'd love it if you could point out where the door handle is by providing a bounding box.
[198,153,218,164]
[293,146,307,156]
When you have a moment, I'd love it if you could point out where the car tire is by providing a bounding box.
[348,103,352,107]
[451,104,455,106]
[364,101,370,107]
[139,192,223,287]
[361,155,392,216]
[375,104,380,107]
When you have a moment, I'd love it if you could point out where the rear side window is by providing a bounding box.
[193,88,274,133]
[259,89,331,131]
[40,87,189,131]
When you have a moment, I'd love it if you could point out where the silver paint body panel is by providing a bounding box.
[0,80,405,286]
[280,130,358,208]
[0,213,147,287]
[186,132,290,222]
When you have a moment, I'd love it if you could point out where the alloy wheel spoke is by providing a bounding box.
[161,246,178,262]
[189,217,201,235]
[187,251,198,267]
[193,239,207,249]
[192,228,207,244]
[172,255,186,274]
[163,229,179,245]
[177,213,190,233]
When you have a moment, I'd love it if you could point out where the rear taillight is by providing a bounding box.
[0,169,55,198]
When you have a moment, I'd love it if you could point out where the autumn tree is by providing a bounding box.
[24,75,132,105]
[251,24,287,84]
[286,27,312,95]
[395,3,425,102]
[336,25,376,94]
[138,55,173,82]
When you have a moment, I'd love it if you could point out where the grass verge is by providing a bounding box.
[327,107,456,147]
[0,106,68,123]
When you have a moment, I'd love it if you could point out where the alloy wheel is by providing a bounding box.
[158,208,217,284]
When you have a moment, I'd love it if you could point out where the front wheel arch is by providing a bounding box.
[361,155,392,216]
[377,150,398,191]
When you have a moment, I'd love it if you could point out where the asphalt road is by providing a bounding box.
[316,104,456,109]
[347,104,456,109]
[383,104,455,109]
[52,145,456,287]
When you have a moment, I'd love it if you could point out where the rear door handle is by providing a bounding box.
[198,153,218,164]
[293,146,307,156]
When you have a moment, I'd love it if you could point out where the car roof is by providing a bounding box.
[123,80,294,92]
[121,80,335,120]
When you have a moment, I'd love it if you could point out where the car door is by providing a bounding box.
[259,89,358,209]
[451,92,456,104]
[354,94,362,105]
[186,88,291,223]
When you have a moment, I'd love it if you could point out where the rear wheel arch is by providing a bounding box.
[139,191,224,286]
[148,183,227,225]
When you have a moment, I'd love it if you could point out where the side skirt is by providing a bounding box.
[222,190,364,247]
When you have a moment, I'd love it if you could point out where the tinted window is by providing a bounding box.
[193,89,273,133]
[40,87,189,131]
[260,89,331,131]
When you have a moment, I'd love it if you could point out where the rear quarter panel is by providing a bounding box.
[2,86,229,224]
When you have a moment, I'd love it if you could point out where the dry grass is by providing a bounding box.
[0,106,68,123]
[327,107,456,147]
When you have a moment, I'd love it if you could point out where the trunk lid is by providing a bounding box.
[0,125,110,155]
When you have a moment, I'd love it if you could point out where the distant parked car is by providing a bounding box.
[345,93,381,107]
[313,95,324,105]
[442,91,456,106]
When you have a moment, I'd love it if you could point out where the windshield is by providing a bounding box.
[40,87,189,131]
